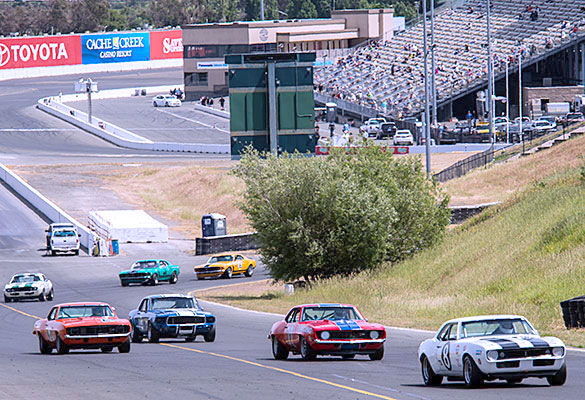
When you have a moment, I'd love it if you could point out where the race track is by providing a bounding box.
[1,69,584,400]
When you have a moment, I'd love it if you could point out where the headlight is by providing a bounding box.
[486,350,499,361]
[206,316,215,323]
[552,347,564,357]
[320,331,331,340]
[370,331,380,339]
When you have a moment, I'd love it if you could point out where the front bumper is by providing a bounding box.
[195,269,224,278]
[310,338,385,355]
[4,288,41,298]
[120,276,151,284]
[63,333,130,348]
[156,323,214,338]
[481,358,565,379]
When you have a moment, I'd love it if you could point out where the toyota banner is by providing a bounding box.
[0,35,81,70]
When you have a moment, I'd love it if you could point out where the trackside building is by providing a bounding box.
[181,9,395,100]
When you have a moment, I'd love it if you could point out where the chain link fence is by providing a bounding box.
[433,148,495,182]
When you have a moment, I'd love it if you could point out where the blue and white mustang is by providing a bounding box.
[128,294,216,343]
[418,315,566,387]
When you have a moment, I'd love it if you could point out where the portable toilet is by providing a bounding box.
[325,102,337,123]
[202,213,227,237]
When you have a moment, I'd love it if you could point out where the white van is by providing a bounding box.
[46,223,80,256]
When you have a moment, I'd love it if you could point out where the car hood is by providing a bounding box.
[120,268,156,275]
[150,308,212,317]
[460,335,564,349]
[6,282,41,288]
[195,262,229,269]
[302,319,384,331]
[57,316,130,327]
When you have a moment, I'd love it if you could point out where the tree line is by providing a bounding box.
[0,0,416,37]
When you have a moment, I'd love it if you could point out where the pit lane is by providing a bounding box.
[1,70,585,400]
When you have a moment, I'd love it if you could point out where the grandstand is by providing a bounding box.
[315,0,585,120]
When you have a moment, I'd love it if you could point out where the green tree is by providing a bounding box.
[149,0,190,27]
[70,0,109,32]
[287,0,318,19]
[233,146,450,282]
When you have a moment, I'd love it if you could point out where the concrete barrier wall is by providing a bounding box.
[0,59,183,82]
[0,164,92,252]
[37,86,230,154]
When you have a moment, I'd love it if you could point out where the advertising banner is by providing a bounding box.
[150,30,183,60]
[0,35,81,70]
[81,32,150,64]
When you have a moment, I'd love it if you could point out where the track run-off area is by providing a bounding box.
[1,69,585,400]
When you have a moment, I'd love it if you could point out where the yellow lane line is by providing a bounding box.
[160,343,398,400]
[0,303,41,319]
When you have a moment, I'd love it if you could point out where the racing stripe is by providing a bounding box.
[345,320,361,330]
[525,337,550,348]
[333,321,352,330]
[482,338,521,349]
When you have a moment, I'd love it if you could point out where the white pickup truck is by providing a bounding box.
[45,223,80,256]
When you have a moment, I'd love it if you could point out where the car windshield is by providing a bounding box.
[133,261,158,269]
[58,306,115,319]
[150,297,199,310]
[53,230,76,237]
[208,255,233,263]
[11,275,40,283]
[461,319,536,338]
[301,306,362,321]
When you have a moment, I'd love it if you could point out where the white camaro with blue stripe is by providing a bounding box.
[418,315,566,387]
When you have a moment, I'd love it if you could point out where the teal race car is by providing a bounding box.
[119,260,179,286]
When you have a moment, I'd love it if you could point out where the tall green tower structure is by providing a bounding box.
[225,52,317,158]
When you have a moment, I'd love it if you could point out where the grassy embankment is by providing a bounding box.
[198,135,585,346]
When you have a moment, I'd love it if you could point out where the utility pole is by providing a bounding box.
[423,0,431,176]
[506,59,509,144]
[486,0,494,150]
[260,0,265,20]
[519,54,523,150]
[431,0,437,126]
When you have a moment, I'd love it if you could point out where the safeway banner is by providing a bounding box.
[0,35,81,70]
[150,30,183,60]
[81,32,150,64]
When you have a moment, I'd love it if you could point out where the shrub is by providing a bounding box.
[232,146,451,282]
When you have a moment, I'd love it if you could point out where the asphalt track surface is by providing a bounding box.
[1,69,585,399]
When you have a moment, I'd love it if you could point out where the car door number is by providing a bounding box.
[441,342,452,371]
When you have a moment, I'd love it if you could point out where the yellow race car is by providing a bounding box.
[194,253,256,280]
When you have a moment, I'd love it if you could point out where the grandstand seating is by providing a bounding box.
[315,0,585,118]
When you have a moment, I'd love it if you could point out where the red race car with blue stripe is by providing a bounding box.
[268,303,386,361]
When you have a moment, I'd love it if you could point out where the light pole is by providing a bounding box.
[75,78,98,124]
[423,0,431,176]
[519,53,523,150]
[431,0,437,127]
[505,59,509,143]
[260,0,265,20]
[486,0,494,149]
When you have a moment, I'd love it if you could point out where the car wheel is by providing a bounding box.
[38,334,52,354]
[169,271,178,284]
[51,250,56,256]
[46,288,54,301]
[148,322,160,343]
[300,337,316,361]
[342,354,355,360]
[204,326,216,342]
[131,324,143,343]
[150,274,159,286]
[272,336,289,360]
[73,249,79,256]
[121,281,129,287]
[196,274,203,280]
[4,295,11,303]
[244,266,254,277]
[153,102,158,107]
[369,345,384,361]
[185,336,196,342]
[38,291,46,302]
[463,355,482,388]
[421,355,443,386]
[118,339,131,353]
[547,363,567,386]
[223,267,232,279]
[101,346,113,353]
[55,335,69,354]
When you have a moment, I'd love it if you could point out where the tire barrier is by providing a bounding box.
[560,296,585,329]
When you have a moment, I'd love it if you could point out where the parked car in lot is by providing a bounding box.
[119,259,179,286]
[194,253,256,280]
[359,119,384,137]
[376,122,397,139]
[565,112,584,124]
[269,303,386,361]
[33,302,131,354]
[537,115,558,129]
[393,129,414,146]
[152,95,182,107]
[514,116,533,128]
[45,223,80,256]
[532,120,555,133]
[418,315,566,388]
[4,273,54,303]
[128,294,216,343]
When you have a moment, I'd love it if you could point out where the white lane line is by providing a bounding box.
[332,374,433,400]
[156,109,230,134]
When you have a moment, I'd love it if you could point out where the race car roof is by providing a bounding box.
[295,303,356,308]
[442,315,527,324]
[54,302,112,307]
[144,294,193,299]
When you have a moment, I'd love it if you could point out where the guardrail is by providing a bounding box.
[433,149,495,182]
[195,233,259,255]
[314,93,379,121]
[37,86,230,154]
[0,164,93,253]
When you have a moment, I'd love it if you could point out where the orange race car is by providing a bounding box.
[33,302,132,354]
[194,253,256,279]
